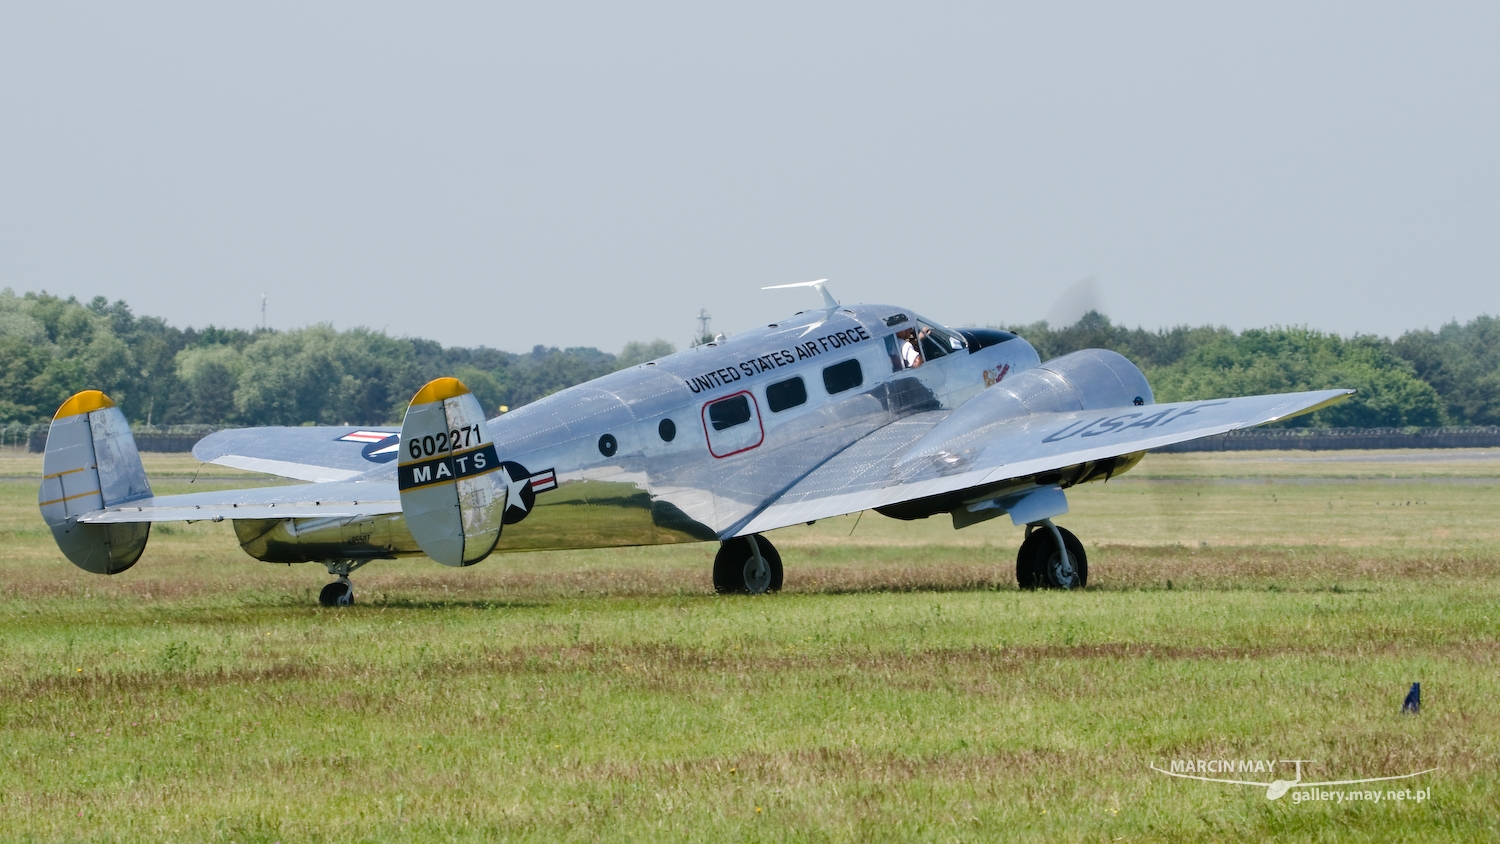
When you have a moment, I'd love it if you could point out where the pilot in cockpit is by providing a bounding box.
[896,328,923,369]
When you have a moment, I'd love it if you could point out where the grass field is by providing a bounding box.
[1,449,1497,841]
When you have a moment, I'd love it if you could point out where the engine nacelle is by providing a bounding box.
[876,349,1153,522]
[985,347,1154,415]
[915,348,1153,451]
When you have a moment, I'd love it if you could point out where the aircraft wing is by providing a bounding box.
[75,478,401,524]
[192,426,400,482]
[733,388,1353,536]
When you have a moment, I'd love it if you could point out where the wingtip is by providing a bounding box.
[1266,388,1357,424]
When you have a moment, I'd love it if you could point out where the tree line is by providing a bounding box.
[1,289,1495,429]
[1007,311,1500,428]
[0,290,672,428]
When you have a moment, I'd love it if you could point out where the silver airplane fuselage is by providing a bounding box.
[234,303,1140,564]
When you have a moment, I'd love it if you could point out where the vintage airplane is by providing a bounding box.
[39,281,1351,606]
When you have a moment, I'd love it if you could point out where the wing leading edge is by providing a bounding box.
[733,388,1353,536]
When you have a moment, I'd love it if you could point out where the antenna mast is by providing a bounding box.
[261,294,267,330]
[696,308,712,345]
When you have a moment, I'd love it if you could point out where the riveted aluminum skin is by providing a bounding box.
[463,305,1037,548]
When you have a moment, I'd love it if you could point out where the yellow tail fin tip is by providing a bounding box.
[54,390,116,419]
[411,377,471,405]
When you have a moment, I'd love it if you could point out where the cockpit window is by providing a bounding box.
[918,328,949,361]
[888,315,965,371]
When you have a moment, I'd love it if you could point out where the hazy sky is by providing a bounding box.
[2,3,1496,354]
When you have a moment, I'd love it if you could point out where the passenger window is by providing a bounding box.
[708,394,752,430]
[822,359,863,394]
[766,377,807,412]
[702,391,764,458]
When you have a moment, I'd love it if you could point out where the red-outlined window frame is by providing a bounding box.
[701,390,765,458]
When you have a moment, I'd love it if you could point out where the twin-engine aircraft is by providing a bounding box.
[39,282,1350,606]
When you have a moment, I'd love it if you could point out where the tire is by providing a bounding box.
[1016,525,1087,590]
[319,580,354,607]
[713,535,784,595]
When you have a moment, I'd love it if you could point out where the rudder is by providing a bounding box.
[397,377,508,567]
[38,390,152,574]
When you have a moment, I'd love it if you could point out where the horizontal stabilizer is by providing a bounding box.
[193,426,401,482]
[75,479,401,524]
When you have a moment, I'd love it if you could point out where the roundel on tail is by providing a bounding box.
[498,461,536,524]
[397,378,507,567]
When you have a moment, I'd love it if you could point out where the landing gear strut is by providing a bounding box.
[1016,519,1087,590]
[713,535,783,595]
[318,559,372,607]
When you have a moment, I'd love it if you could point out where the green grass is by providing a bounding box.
[1,450,1498,841]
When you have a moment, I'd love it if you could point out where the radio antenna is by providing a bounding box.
[763,278,838,310]
[694,308,713,346]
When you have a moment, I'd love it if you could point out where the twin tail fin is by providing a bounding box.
[38,391,152,574]
[397,377,508,567]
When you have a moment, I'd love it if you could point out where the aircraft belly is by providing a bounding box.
[489,478,666,552]
[233,513,421,563]
[231,473,702,560]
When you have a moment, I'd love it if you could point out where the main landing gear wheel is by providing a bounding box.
[319,577,354,607]
[1017,522,1087,590]
[713,535,783,595]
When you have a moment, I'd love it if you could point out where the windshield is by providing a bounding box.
[885,313,966,372]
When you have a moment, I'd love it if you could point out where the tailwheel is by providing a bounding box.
[318,559,372,607]
[1016,521,1087,590]
[713,535,783,595]
[319,577,354,607]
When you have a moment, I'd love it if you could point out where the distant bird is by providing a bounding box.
[1402,682,1421,714]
